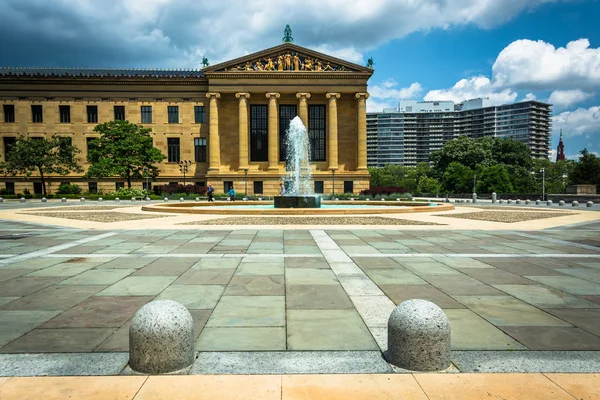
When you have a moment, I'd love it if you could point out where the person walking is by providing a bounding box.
[279,182,285,196]
[207,184,214,202]
[228,186,236,201]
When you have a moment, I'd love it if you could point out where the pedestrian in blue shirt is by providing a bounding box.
[228,186,235,201]
[207,184,214,202]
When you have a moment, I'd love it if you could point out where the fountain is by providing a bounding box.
[274,116,321,208]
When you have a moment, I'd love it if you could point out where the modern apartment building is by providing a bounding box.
[367,98,552,167]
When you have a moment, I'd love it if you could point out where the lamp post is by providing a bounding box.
[143,167,149,197]
[242,168,248,198]
[541,167,546,201]
[473,173,476,194]
[331,169,336,197]
[562,173,568,193]
[178,160,192,186]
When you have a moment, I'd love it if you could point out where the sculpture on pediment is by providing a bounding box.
[202,57,209,68]
[323,62,334,71]
[284,53,292,70]
[254,60,264,71]
[303,58,314,71]
[265,57,275,71]
[244,62,253,71]
[277,55,284,71]
[293,53,300,71]
[315,60,323,71]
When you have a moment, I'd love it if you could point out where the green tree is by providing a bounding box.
[85,121,166,188]
[476,165,514,193]
[442,162,473,193]
[570,149,600,187]
[0,136,82,196]
[430,136,494,174]
[416,176,439,194]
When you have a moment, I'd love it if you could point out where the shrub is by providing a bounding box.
[56,183,82,195]
[111,187,147,197]
[360,186,408,198]
[153,184,207,196]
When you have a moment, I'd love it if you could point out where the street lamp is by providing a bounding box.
[562,173,568,194]
[178,160,192,186]
[541,168,546,201]
[242,167,248,198]
[143,167,149,197]
[473,173,477,194]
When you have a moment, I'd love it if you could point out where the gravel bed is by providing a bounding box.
[181,217,441,225]
[467,206,574,212]
[434,211,573,223]
[24,212,172,223]
[23,206,136,211]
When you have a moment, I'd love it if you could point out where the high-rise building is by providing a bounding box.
[367,98,552,167]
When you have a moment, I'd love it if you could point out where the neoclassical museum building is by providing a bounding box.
[0,37,373,196]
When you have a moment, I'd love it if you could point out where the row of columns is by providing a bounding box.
[206,92,369,173]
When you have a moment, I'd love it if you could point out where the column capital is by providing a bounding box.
[235,93,250,99]
[355,92,370,100]
[326,93,341,99]
[265,93,280,99]
[296,93,311,99]
[206,92,221,99]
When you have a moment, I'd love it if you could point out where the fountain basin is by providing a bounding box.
[274,196,321,208]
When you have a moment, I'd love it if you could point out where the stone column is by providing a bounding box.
[266,93,280,170]
[326,93,340,170]
[206,93,221,172]
[236,93,250,171]
[355,93,369,171]
[296,93,311,128]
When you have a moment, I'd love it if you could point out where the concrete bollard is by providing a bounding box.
[61,198,67,202]
[499,199,504,204]
[472,193,477,203]
[164,197,169,202]
[115,197,120,202]
[80,197,85,202]
[535,200,540,205]
[258,197,263,201]
[145,197,151,202]
[41,197,47,203]
[572,201,579,207]
[380,198,385,201]
[129,300,194,374]
[525,199,531,205]
[587,201,594,207]
[516,199,521,204]
[195,197,200,202]
[559,200,565,206]
[131,197,136,202]
[98,197,103,202]
[20,197,26,203]
[180,198,184,202]
[491,192,497,203]
[547,200,553,206]
[365,198,369,201]
[507,199,512,204]
[387,299,451,371]
[0,197,3,203]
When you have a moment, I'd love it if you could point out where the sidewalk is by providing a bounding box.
[0,373,597,399]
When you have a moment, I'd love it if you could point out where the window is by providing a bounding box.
[344,181,354,194]
[314,181,324,194]
[115,182,124,190]
[3,105,15,123]
[279,105,297,161]
[142,181,152,191]
[308,105,326,161]
[141,106,152,124]
[224,181,233,193]
[195,181,206,189]
[250,105,268,161]
[59,105,71,123]
[5,182,14,194]
[168,182,178,186]
[87,105,98,123]
[114,106,125,121]
[33,182,43,195]
[167,138,180,162]
[194,106,205,123]
[58,137,73,162]
[168,106,179,123]
[86,137,98,162]
[31,105,43,123]
[253,181,263,194]
[194,137,207,162]
[3,137,16,160]
[88,182,98,194]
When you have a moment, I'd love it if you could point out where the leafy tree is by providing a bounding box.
[570,149,600,187]
[492,138,533,171]
[442,162,474,193]
[0,136,82,196]
[476,165,514,193]
[85,121,166,188]
[416,176,439,194]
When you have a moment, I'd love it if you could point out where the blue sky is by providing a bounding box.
[0,0,598,159]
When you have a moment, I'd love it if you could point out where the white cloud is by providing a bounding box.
[367,80,423,112]
[552,106,600,138]
[548,89,594,109]
[492,38,600,91]
[523,93,537,101]
[0,0,570,68]
[423,76,517,105]
[548,148,557,161]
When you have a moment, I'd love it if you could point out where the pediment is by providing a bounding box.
[203,43,372,74]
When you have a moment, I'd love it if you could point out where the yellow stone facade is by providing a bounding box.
[0,43,372,195]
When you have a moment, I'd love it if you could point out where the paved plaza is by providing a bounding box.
[0,201,599,398]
